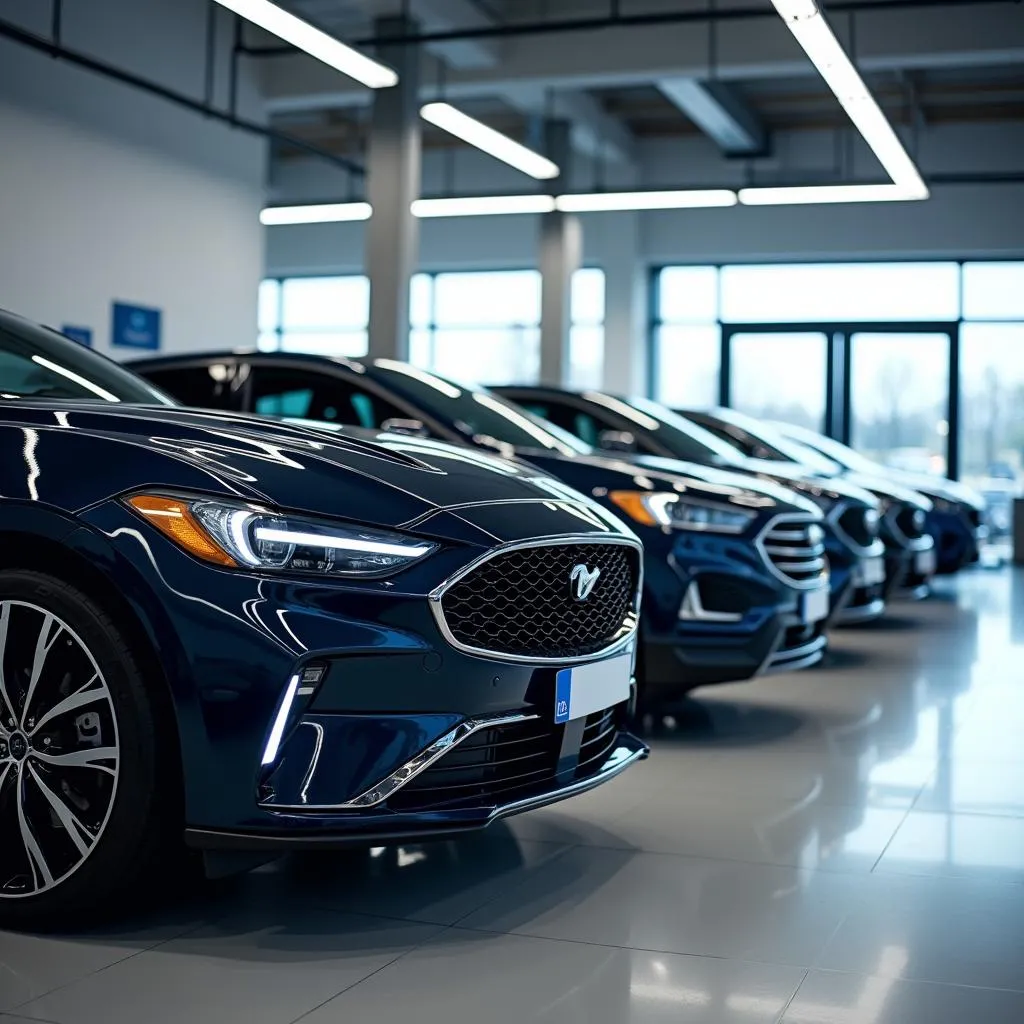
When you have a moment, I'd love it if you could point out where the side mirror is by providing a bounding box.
[598,429,637,453]
[381,417,429,437]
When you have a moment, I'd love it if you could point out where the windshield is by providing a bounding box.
[369,361,593,457]
[611,395,747,466]
[699,408,842,474]
[0,313,174,405]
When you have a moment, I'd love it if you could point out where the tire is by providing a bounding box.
[0,570,178,930]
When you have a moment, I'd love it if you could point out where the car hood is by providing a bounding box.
[0,403,628,541]
[724,456,881,509]
[513,448,822,518]
[843,472,933,511]
[887,471,985,511]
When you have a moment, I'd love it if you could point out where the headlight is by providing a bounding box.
[127,494,436,577]
[609,491,756,534]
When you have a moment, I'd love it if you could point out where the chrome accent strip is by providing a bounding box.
[755,513,828,591]
[678,580,743,623]
[428,533,644,666]
[764,635,828,675]
[261,711,538,812]
[836,597,887,624]
[763,543,826,558]
[489,740,647,821]
[774,557,827,573]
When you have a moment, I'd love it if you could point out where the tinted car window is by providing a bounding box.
[519,399,604,447]
[248,365,407,428]
[369,361,590,456]
[0,318,173,404]
[142,363,245,410]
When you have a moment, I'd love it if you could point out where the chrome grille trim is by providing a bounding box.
[429,534,643,665]
[756,513,829,590]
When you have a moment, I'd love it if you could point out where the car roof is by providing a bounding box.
[125,350,368,370]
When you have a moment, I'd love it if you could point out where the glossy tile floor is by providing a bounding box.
[3,569,1024,1024]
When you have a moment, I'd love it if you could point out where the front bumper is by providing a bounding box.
[186,729,648,851]
[831,539,888,625]
[928,509,984,574]
[639,524,829,699]
[83,501,647,840]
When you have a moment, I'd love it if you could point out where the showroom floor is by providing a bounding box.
[2,570,1023,1024]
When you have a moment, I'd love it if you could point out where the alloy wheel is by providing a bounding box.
[0,600,120,898]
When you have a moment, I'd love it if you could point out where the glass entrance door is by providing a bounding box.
[726,331,829,431]
[849,331,953,477]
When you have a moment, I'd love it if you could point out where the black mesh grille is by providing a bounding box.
[838,506,876,549]
[760,518,827,586]
[387,704,626,812]
[440,543,639,659]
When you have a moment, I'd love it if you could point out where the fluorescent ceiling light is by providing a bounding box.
[411,195,557,218]
[556,189,737,212]
[769,0,927,201]
[420,102,560,180]
[260,202,372,225]
[740,184,925,205]
[212,0,397,88]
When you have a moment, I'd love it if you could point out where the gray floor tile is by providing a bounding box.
[782,969,1024,1024]
[303,929,807,1024]
[16,910,442,1024]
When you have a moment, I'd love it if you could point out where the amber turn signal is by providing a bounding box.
[126,495,238,567]
[607,491,659,528]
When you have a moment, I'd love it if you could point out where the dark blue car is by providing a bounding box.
[0,312,647,928]
[130,352,834,708]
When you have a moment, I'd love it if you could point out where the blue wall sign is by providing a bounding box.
[112,302,161,350]
[62,325,93,347]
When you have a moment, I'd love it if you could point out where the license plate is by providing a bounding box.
[801,586,830,625]
[555,655,632,724]
[915,548,937,575]
[857,556,886,587]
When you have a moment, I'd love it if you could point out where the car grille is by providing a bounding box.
[387,704,626,812]
[837,505,878,549]
[758,516,827,588]
[438,541,640,660]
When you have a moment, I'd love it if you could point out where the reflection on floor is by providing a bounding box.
[3,569,1024,1023]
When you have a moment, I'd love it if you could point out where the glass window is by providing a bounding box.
[730,332,828,430]
[0,320,172,405]
[141,363,245,410]
[569,325,604,391]
[720,263,960,322]
[280,276,370,331]
[653,324,721,409]
[430,327,540,386]
[248,365,406,427]
[433,270,540,328]
[658,267,718,322]
[960,323,1024,500]
[962,263,1024,320]
[279,331,368,358]
[258,280,280,334]
[572,268,606,324]
[410,273,433,328]
[849,332,951,476]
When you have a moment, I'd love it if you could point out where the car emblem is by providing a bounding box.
[570,564,601,601]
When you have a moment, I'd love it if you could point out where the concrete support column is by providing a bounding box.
[365,16,420,361]
[539,120,581,386]
[598,211,648,395]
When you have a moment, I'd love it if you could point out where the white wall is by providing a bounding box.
[0,0,267,358]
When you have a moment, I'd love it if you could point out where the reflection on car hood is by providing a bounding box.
[516,448,822,518]
[736,457,880,508]
[0,403,625,536]
[844,472,933,510]
[889,471,985,510]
